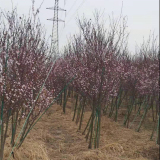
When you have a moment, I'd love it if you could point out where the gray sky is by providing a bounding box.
[1,0,159,55]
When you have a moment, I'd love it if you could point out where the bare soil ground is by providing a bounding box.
[4,101,159,160]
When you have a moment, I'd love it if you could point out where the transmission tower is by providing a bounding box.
[47,0,66,59]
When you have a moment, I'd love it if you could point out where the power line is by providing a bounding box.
[58,0,78,41]
[65,0,86,26]
[67,0,79,16]
[59,0,87,42]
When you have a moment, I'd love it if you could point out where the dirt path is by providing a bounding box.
[5,102,159,160]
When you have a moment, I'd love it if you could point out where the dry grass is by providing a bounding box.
[3,101,159,160]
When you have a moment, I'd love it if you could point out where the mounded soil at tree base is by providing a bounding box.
[4,101,159,160]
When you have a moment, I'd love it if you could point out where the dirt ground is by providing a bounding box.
[4,101,159,160]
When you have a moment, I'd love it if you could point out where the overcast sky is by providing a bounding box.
[1,0,159,55]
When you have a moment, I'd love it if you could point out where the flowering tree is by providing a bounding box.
[53,13,159,148]
[0,9,53,159]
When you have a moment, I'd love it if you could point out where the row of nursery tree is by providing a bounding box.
[52,13,159,149]
[0,8,159,160]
